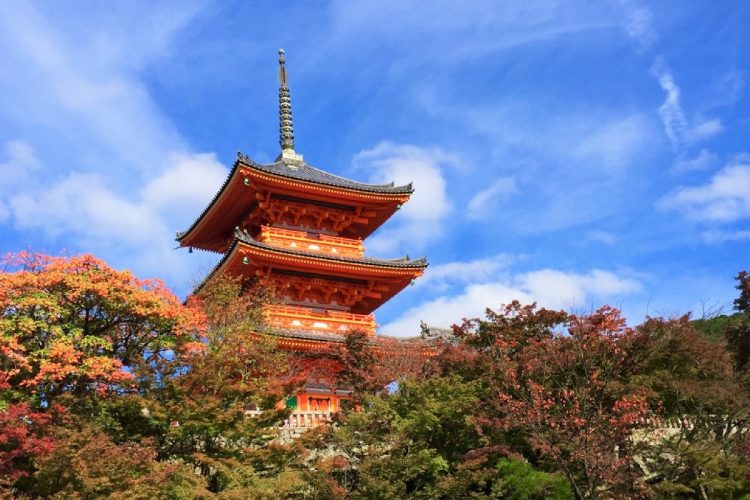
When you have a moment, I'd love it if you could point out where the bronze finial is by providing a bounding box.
[278,48,295,153]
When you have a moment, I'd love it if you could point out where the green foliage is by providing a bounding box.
[318,376,519,498]
[494,458,572,499]
[692,313,743,343]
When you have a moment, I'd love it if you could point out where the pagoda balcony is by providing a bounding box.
[245,410,333,436]
[259,225,364,257]
[264,304,376,334]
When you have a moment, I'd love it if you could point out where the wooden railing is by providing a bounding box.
[283,411,332,429]
[245,410,334,434]
[259,225,364,257]
[265,304,376,334]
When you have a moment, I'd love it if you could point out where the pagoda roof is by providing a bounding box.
[232,228,427,269]
[195,228,427,297]
[177,153,413,250]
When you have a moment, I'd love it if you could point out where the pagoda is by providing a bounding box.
[178,50,427,417]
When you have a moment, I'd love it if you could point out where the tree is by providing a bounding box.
[451,303,655,499]
[0,252,203,406]
[334,330,430,403]
[0,252,204,492]
[725,271,750,372]
[637,316,750,497]
[147,275,303,492]
[0,255,312,496]
[0,402,56,487]
[29,421,205,499]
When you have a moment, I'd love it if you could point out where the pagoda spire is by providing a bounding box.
[278,49,300,161]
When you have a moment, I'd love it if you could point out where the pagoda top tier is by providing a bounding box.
[177,49,415,252]
[177,153,414,252]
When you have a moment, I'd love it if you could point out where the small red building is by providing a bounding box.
[178,50,427,416]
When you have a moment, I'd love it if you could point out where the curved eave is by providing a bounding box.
[177,155,414,249]
[235,231,428,270]
[195,236,427,293]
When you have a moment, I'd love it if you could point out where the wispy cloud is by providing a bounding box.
[616,0,657,47]
[467,177,517,220]
[0,2,227,287]
[671,149,718,174]
[701,229,750,244]
[587,230,617,245]
[0,140,40,221]
[653,63,723,151]
[0,3,201,177]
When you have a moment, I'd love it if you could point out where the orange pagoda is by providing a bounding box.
[178,50,427,422]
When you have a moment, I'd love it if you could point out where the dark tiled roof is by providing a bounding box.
[239,153,414,195]
[177,152,413,242]
[234,229,428,268]
[193,229,427,293]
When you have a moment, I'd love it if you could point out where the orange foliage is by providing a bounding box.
[0,251,204,402]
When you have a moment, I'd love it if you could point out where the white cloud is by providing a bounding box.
[654,65,722,150]
[672,149,718,174]
[467,177,517,220]
[574,115,651,168]
[352,142,455,253]
[0,3,229,289]
[141,153,228,219]
[616,0,656,47]
[661,163,750,222]
[0,3,200,177]
[9,153,227,282]
[0,140,40,220]
[381,268,643,336]
[655,70,689,149]
[415,254,515,293]
[688,118,723,142]
[11,173,161,242]
[701,229,750,244]
[587,230,617,245]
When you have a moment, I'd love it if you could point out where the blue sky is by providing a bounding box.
[1,1,748,336]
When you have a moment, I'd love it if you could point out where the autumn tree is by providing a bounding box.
[637,317,750,497]
[314,373,571,499]
[449,303,655,499]
[0,402,56,488]
[150,275,307,492]
[0,252,204,492]
[0,252,202,407]
[0,254,321,496]
[333,330,430,404]
[725,270,750,373]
